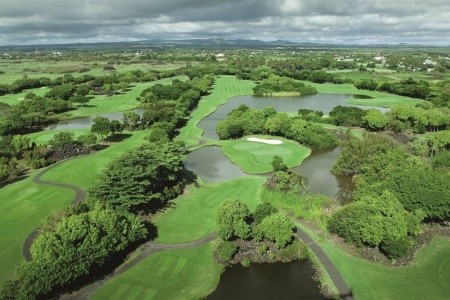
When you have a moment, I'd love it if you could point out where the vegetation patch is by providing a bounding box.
[219,136,311,174]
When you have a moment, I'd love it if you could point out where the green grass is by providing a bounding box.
[0,131,149,286]
[59,76,187,119]
[92,244,222,300]
[177,76,254,147]
[301,81,423,107]
[217,135,311,174]
[26,128,90,145]
[153,177,265,244]
[298,224,450,300]
[0,174,74,284]
[0,87,50,105]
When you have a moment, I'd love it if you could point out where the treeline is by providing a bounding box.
[253,75,317,96]
[299,105,450,134]
[356,77,431,100]
[329,133,450,258]
[216,105,338,150]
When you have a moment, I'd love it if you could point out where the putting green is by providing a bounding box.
[219,136,311,174]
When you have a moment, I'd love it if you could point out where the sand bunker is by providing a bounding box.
[247,137,283,145]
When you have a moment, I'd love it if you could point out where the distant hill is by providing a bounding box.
[0,38,447,52]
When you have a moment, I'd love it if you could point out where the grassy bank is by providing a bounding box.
[298,224,450,300]
[92,244,222,300]
[177,76,254,147]
[217,136,311,174]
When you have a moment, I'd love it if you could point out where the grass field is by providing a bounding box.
[0,131,149,286]
[59,76,187,119]
[298,224,450,300]
[300,81,423,107]
[26,128,90,144]
[217,136,311,174]
[0,86,50,105]
[92,244,222,300]
[153,177,265,244]
[177,76,254,147]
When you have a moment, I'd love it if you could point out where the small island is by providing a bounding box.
[253,74,317,97]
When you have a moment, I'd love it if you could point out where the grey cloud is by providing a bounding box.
[0,0,449,45]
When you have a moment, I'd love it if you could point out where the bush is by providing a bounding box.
[253,202,278,224]
[216,199,252,240]
[240,257,251,267]
[214,240,238,262]
[380,236,413,259]
[259,212,295,249]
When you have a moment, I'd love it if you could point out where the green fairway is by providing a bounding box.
[0,131,149,286]
[0,175,74,285]
[26,128,90,145]
[300,81,423,107]
[92,244,222,300]
[153,177,265,244]
[0,87,50,105]
[299,224,450,300]
[39,131,148,189]
[218,136,311,174]
[177,76,254,147]
[59,76,187,119]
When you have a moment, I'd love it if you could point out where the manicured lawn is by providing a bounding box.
[298,224,450,300]
[26,128,90,145]
[218,135,311,174]
[0,87,50,105]
[0,175,74,285]
[300,81,423,107]
[177,76,254,148]
[59,76,187,119]
[153,177,265,244]
[39,131,149,189]
[92,244,222,300]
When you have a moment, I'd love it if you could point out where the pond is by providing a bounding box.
[45,109,144,131]
[185,146,247,183]
[208,260,323,300]
[198,93,389,140]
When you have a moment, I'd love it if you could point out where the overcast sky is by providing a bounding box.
[0,0,449,46]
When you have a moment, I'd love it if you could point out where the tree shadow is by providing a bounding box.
[104,133,132,143]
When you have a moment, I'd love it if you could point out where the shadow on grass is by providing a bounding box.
[104,133,132,143]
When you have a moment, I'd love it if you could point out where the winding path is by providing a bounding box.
[295,227,354,300]
[23,158,87,261]
[62,233,217,299]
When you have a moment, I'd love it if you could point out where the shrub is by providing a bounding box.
[380,236,413,259]
[214,240,238,262]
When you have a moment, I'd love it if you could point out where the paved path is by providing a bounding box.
[62,233,217,300]
[295,226,355,300]
[23,158,87,261]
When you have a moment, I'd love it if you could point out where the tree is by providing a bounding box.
[363,109,388,131]
[265,113,293,135]
[271,155,288,172]
[122,111,140,131]
[77,133,97,146]
[11,135,31,158]
[90,142,186,211]
[328,191,423,251]
[49,132,76,149]
[259,212,295,248]
[91,116,111,140]
[253,202,278,224]
[109,120,123,136]
[216,199,252,240]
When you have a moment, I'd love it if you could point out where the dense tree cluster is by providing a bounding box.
[1,204,148,299]
[215,199,295,250]
[216,105,338,150]
[331,132,450,258]
[89,142,186,212]
[328,191,423,258]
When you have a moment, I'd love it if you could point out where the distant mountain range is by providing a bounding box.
[0,38,446,51]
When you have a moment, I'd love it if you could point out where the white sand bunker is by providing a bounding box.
[247,137,283,145]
